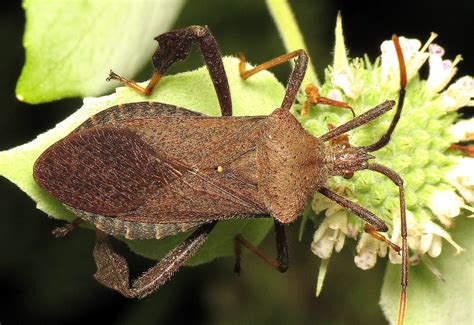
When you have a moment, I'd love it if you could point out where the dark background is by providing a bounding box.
[1,1,472,324]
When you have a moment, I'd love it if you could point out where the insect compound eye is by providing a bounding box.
[343,171,354,179]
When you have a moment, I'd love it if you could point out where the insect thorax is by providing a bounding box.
[256,108,330,224]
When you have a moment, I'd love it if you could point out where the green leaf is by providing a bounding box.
[16,0,184,104]
[333,12,349,71]
[1,57,285,265]
[315,258,329,297]
[380,216,474,324]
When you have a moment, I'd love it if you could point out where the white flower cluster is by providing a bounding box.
[312,34,474,272]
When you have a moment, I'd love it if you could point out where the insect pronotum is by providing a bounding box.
[33,25,408,324]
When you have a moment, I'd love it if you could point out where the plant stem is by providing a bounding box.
[265,0,320,86]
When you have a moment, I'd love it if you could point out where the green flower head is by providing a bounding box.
[301,17,473,277]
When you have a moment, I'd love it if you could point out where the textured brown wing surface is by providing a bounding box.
[121,115,266,169]
[76,101,205,132]
[34,113,268,222]
[33,127,175,216]
[116,115,268,223]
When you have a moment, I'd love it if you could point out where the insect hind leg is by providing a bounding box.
[107,25,232,117]
[93,222,217,298]
[52,217,84,238]
[239,50,308,111]
[234,220,289,273]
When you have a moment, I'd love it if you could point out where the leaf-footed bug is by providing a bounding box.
[33,25,408,324]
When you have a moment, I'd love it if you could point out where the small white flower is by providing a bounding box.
[311,210,357,259]
[388,219,403,264]
[418,220,465,256]
[438,76,474,111]
[327,89,344,102]
[426,43,462,93]
[312,191,342,216]
[354,233,388,270]
[381,33,437,89]
[388,211,418,264]
[428,189,465,227]
[311,230,336,259]
[446,157,474,204]
[330,65,364,99]
[419,228,443,258]
[450,118,474,141]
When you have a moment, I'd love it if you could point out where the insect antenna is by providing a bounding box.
[365,35,408,325]
[362,35,407,152]
[320,35,406,147]
[366,163,408,325]
[321,35,409,324]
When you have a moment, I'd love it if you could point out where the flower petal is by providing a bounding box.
[438,76,474,111]
[381,35,434,89]
[428,189,465,227]
[355,233,380,269]
[450,118,474,141]
[428,235,443,258]
[423,221,465,255]
[446,157,474,204]
[311,231,336,259]
[426,43,462,93]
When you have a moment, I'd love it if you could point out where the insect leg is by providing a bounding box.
[302,84,354,117]
[107,25,232,117]
[52,217,84,238]
[363,224,401,252]
[239,50,308,111]
[318,187,388,232]
[274,220,289,272]
[234,220,289,273]
[93,221,217,299]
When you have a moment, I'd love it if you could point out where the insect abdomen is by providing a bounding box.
[67,207,202,240]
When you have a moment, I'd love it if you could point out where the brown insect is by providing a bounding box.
[33,26,408,324]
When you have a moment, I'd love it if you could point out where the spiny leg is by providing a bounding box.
[239,50,308,111]
[93,221,217,298]
[107,25,232,117]
[238,50,355,115]
[234,219,289,274]
[274,220,289,272]
[52,217,84,238]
